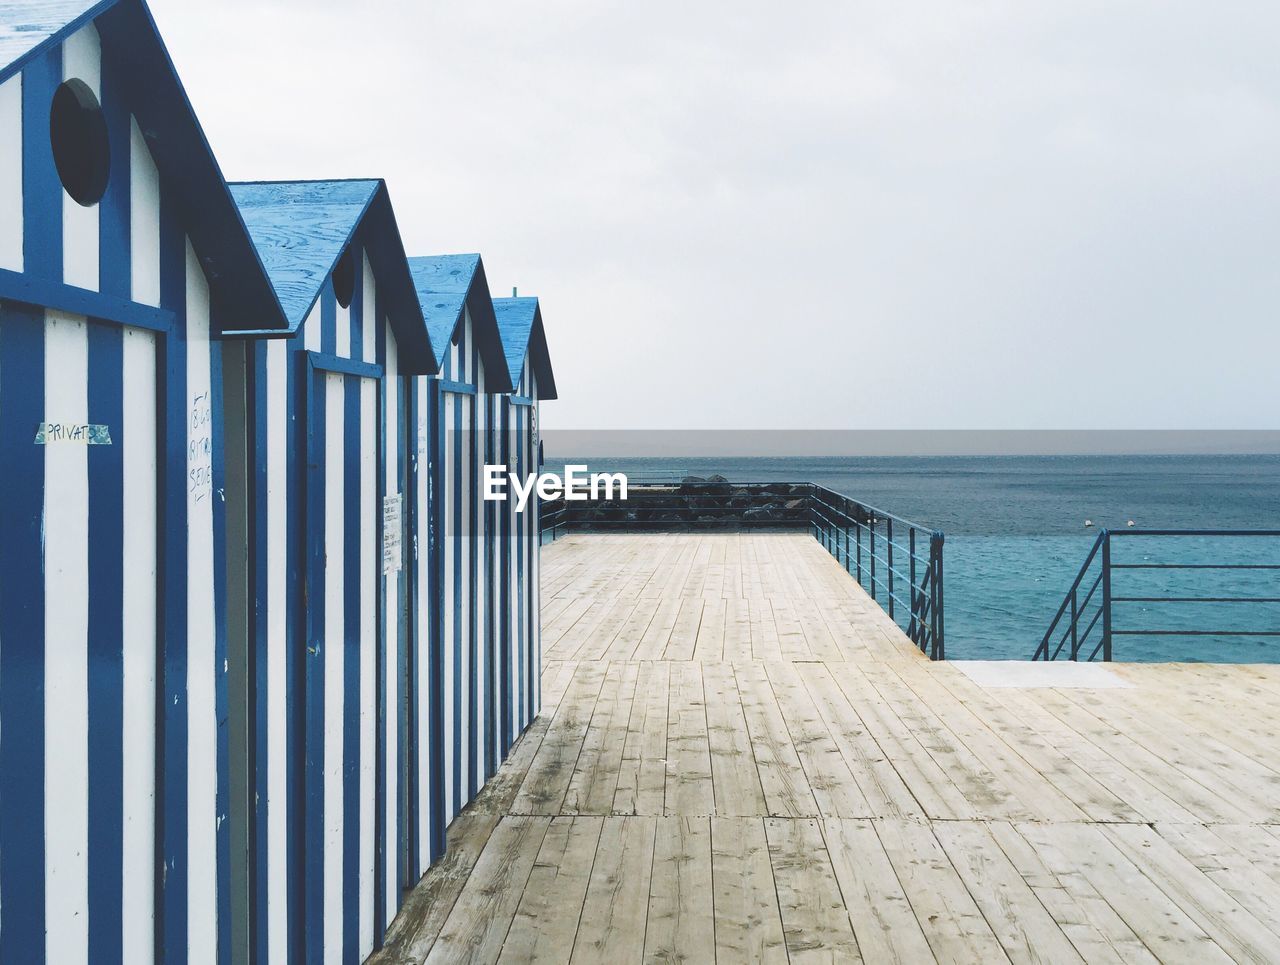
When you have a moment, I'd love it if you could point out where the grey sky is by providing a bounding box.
[150,0,1280,431]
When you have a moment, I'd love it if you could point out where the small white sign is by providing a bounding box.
[382,493,403,573]
[34,422,112,445]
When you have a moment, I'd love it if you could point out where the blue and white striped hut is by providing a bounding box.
[492,296,556,754]
[405,254,512,871]
[227,179,435,964]
[0,1,288,961]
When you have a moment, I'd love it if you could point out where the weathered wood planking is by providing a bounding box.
[378,532,1280,964]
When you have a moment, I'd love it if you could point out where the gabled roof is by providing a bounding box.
[492,296,557,401]
[0,0,288,331]
[406,253,511,390]
[229,179,435,373]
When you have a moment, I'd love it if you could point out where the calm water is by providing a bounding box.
[561,455,1280,661]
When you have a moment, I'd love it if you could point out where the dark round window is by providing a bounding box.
[332,247,355,308]
[50,79,110,207]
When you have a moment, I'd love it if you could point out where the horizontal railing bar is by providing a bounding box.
[1111,563,1280,570]
[1113,596,1280,604]
[1112,529,1280,538]
[1111,630,1280,636]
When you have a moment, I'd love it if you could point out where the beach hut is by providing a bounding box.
[492,297,557,754]
[405,254,511,873]
[226,179,434,963]
[0,1,289,961]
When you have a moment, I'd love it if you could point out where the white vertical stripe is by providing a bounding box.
[383,333,399,927]
[185,243,217,963]
[335,296,350,359]
[416,381,431,871]
[323,372,344,965]
[304,302,321,353]
[358,374,376,955]
[441,391,454,822]
[61,25,101,291]
[265,339,288,964]
[43,311,89,964]
[129,120,160,306]
[361,256,376,363]
[121,326,157,965]
[0,74,21,271]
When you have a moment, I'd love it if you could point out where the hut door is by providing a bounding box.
[303,362,380,959]
[0,309,160,959]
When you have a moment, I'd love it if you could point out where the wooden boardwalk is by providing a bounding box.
[375,532,1280,964]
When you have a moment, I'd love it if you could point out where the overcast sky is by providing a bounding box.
[150,0,1280,431]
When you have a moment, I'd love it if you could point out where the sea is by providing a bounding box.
[559,454,1280,662]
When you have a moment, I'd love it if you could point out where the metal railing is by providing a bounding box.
[808,485,945,659]
[1033,529,1280,660]
[538,480,946,659]
[540,496,569,545]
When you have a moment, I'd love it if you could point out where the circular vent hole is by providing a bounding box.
[50,79,110,206]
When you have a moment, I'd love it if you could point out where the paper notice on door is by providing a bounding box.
[382,493,403,573]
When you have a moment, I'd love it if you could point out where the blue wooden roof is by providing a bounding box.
[230,179,435,372]
[406,253,479,360]
[0,0,289,331]
[492,296,557,400]
[0,0,113,82]
[230,180,379,328]
[407,254,510,389]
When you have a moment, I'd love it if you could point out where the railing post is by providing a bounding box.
[931,532,945,660]
[844,523,850,575]
[1101,531,1112,661]
[856,520,862,585]
[869,518,877,602]
[886,518,895,621]
[908,527,918,642]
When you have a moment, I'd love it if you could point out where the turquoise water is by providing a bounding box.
[560,455,1280,661]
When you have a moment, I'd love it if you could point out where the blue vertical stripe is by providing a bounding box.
[342,372,360,964]
[406,377,421,882]
[250,341,270,965]
[22,49,61,280]
[286,337,304,959]
[321,287,336,356]
[0,304,47,959]
[302,359,326,963]
[427,378,445,862]
[86,319,125,965]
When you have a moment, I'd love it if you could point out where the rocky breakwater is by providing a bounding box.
[567,476,813,530]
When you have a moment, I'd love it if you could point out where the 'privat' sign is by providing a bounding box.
[482,465,628,512]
